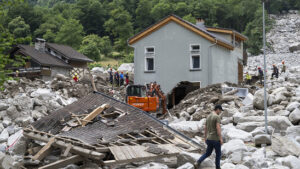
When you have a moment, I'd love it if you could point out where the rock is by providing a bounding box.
[222,139,248,156]
[2,119,12,128]
[13,94,34,111]
[229,151,243,164]
[137,162,168,169]
[289,108,300,124]
[289,43,300,52]
[272,135,300,157]
[221,163,235,169]
[6,125,16,135]
[242,93,254,106]
[177,162,194,169]
[169,120,205,137]
[6,105,18,119]
[236,122,265,132]
[254,134,272,146]
[62,164,80,169]
[31,110,44,120]
[251,126,274,137]
[177,152,200,166]
[286,126,300,138]
[187,106,197,114]
[0,103,9,111]
[286,102,300,112]
[222,108,239,118]
[0,129,9,143]
[0,151,5,164]
[7,130,27,155]
[117,63,134,73]
[222,126,253,142]
[190,111,204,121]
[30,88,54,100]
[277,110,291,116]
[180,111,190,120]
[278,155,300,169]
[253,89,268,110]
[91,67,105,73]
[15,116,34,127]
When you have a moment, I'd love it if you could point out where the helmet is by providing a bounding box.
[258,67,261,69]
[75,73,78,76]
[16,70,19,73]
[282,61,285,64]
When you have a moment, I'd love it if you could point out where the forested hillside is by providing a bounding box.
[1,0,300,62]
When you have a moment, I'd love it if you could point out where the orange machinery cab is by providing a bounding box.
[126,85,159,112]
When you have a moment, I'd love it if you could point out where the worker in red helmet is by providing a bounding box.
[281,61,286,73]
[272,64,279,78]
[258,67,264,85]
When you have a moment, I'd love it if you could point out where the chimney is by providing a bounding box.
[196,18,205,29]
[35,38,46,52]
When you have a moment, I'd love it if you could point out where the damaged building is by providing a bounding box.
[8,38,93,80]
[128,14,247,107]
[23,91,201,168]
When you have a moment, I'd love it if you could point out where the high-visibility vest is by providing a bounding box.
[246,74,252,80]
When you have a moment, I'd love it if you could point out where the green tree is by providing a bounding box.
[183,14,196,24]
[8,16,31,38]
[75,0,106,35]
[135,0,153,32]
[104,8,133,52]
[174,2,190,17]
[151,1,173,20]
[55,19,84,49]
[79,41,100,61]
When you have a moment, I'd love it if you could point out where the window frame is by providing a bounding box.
[190,44,201,52]
[144,46,155,72]
[190,54,201,70]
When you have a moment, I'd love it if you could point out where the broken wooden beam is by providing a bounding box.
[81,104,109,126]
[33,137,55,161]
[62,143,72,157]
[39,155,83,169]
[24,132,105,160]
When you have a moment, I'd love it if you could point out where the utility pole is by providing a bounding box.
[262,0,269,134]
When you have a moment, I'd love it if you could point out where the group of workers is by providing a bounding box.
[109,68,129,86]
[245,60,286,85]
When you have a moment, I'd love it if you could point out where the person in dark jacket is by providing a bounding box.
[258,67,264,85]
[272,64,279,78]
[115,71,119,86]
[109,68,113,85]
[120,72,124,86]
[125,72,129,86]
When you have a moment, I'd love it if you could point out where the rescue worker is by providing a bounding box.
[258,67,264,85]
[120,72,124,86]
[281,61,286,73]
[114,71,119,86]
[73,73,79,82]
[15,70,19,77]
[109,68,113,85]
[245,72,252,85]
[195,104,223,169]
[125,72,129,86]
[272,64,279,78]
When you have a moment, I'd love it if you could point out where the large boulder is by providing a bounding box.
[13,94,34,111]
[7,130,27,155]
[117,63,134,73]
[277,155,300,169]
[222,139,248,156]
[137,162,168,169]
[177,162,194,169]
[0,129,9,143]
[0,103,9,111]
[272,135,300,157]
[254,134,272,146]
[251,126,274,137]
[236,122,265,132]
[286,102,300,112]
[253,89,268,110]
[176,152,201,166]
[30,88,54,100]
[289,43,300,52]
[169,120,205,137]
[289,108,300,124]
[269,87,288,105]
[222,127,253,142]
[242,93,254,106]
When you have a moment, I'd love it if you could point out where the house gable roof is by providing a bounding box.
[46,43,93,62]
[206,27,248,41]
[17,45,72,68]
[128,15,235,50]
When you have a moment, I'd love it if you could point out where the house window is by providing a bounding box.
[146,57,154,71]
[145,46,155,72]
[191,55,201,70]
[145,47,155,54]
[190,44,200,52]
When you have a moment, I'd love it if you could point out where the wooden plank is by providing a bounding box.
[33,137,55,161]
[81,104,109,126]
[62,144,72,157]
[39,155,83,169]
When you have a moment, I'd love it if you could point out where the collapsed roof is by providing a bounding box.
[25,91,201,168]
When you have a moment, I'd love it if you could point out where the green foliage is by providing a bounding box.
[122,52,134,63]
[151,1,173,20]
[55,19,84,49]
[183,14,196,24]
[243,8,274,55]
[135,0,153,32]
[8,16,31,38]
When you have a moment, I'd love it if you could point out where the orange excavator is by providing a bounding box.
[126,82,167,114]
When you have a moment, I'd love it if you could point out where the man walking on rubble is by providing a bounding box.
[195,105,223,169]
[281,61,286,74]
[272,64,279,78]
[258,67,264,85]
